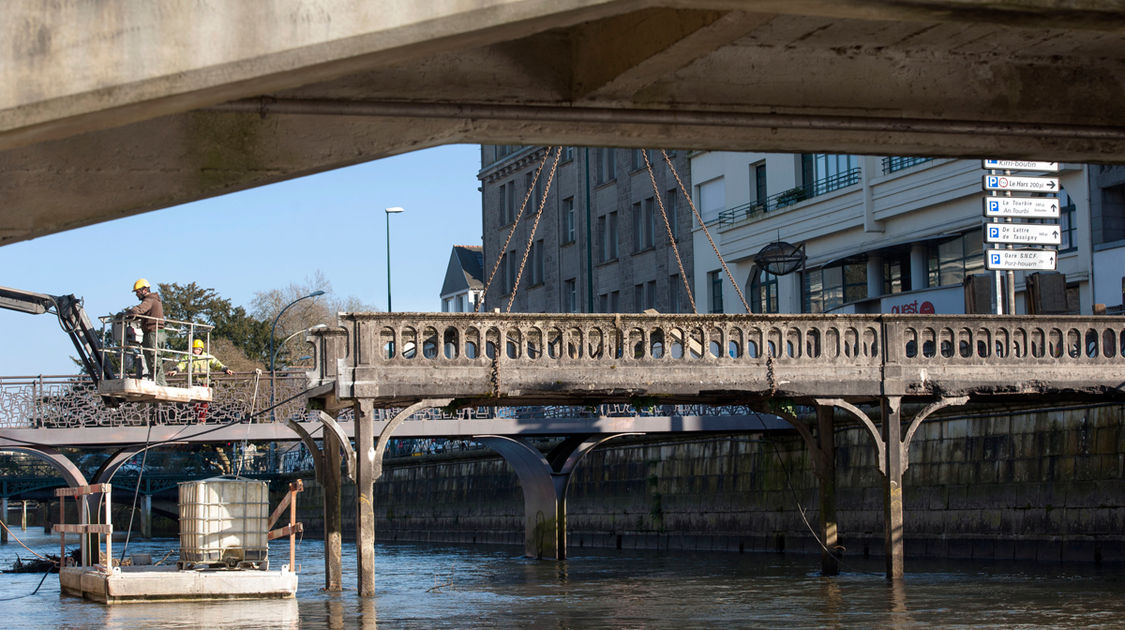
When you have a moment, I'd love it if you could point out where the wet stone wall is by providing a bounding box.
[299,403,1124,563]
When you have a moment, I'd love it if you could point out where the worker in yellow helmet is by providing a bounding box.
[123,278,166,385]
[167,338,233,422]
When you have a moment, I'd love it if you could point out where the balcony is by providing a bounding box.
[716,167,861,228]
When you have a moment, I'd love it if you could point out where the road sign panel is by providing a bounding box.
[985,223,1061,245]
[983,197,1060,218]
[984,249,1057,271]
[983,159,1059,172]
[982,175,1059,193]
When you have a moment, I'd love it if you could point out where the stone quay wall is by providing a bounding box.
[298,403,1124,563]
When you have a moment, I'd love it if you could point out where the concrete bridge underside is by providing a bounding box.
[4,0,1125,246]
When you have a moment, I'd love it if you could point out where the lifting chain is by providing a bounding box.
[477,147,555,312]
[642,150,697,313]
[507,146,563,312]
[661,150,752,315]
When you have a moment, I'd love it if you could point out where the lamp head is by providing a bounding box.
[385,206,405,214]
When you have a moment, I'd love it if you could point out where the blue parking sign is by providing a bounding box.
[988,200,999,212]
[990,253,1001,265]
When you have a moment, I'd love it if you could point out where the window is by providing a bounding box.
[596,148,617,184]
[455,295,465,313]
[1059,188,1077,252]
[752,162,768,208]
[749,268,778,313]
[562,197,576,244]
[633,284,644,312]
[597,216,607,263]
[442,297,451,312]
[632,149,645,171]
[665,188,679,239]
[564,279,577,312]
[599,293,609,313]
[498,183,507,225]
[709,271,724,313]
[800,153,861,196]
[803,262,868,312]
[632,200,655,252]
[882,253,913,295]
[610,291,620,312]
[646,281,656,311]
[561,146,574,162]
[608,211,619,260]
[697,178,725,223]
[531,239,545,286]
[506,181,517,224]
[506,249,518,293]
[927,230,984,287]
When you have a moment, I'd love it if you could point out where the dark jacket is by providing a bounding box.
[127,292,164,332]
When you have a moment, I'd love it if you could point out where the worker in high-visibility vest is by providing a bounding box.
[167,339,233,421]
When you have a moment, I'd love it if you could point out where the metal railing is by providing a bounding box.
[881,156,933,174]
[716,168,862,228]
[98,313,216,386]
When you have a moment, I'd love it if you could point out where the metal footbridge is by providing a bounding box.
[2,312,1124,585]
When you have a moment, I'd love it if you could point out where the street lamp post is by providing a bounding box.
[385,206,405,312]
[270,290,325,422]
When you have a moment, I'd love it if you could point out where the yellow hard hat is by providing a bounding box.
[132,278,150,291]
[192,339,205,350]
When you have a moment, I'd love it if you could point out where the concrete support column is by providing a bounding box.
[909,243,928,291]
[881,396,905,580]
[140,494,152,539]
[21,500,27,531]
[353,399,377,597]
[816,406,840,576]
[323,429,344,592]
[1,496,8,544]
[866,255,884,301]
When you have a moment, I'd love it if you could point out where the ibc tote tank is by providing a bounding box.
[178,476,269,568]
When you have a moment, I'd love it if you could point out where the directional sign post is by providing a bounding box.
[984,249,1057,271]
[984,223,1061,245]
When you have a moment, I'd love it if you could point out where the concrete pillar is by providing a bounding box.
[866,255,884,301]
[881,396,905,580]
[1,496,7,544]
[353,399,377,597]
[323,429,344,592]
[21,499,27,531]
[909,243,928,291]
[816,406,840,576]
[140,495,152,539]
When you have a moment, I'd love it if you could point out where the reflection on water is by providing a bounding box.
[2,527,1124,629]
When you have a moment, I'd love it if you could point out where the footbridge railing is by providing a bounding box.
[306,313,1125,406]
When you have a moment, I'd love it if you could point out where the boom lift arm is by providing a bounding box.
[0,284,117,387]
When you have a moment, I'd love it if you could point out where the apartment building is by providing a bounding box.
[690,152,1125,316]
[478,145,694,314]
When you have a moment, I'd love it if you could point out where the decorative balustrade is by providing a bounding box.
[308,313,1125,405]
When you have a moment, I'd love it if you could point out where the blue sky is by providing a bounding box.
[0,144,483,375]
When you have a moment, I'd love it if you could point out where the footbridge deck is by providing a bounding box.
[306,313,1125,408]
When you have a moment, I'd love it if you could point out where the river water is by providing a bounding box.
[1,528,1123,629]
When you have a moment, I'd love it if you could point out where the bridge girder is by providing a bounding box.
[3,0,1125,246]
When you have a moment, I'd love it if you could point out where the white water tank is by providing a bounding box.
[178,477,269,567]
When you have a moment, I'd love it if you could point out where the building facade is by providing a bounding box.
[478,146,694,314]
[690,152,1125,316]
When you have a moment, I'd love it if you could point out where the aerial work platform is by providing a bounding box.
[96,377,212,403]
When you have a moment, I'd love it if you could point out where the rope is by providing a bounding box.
[119,416,154,562]
[235,369,262,477]
[642,149,696,313]
[0,518,58,564]
[507,147,563,313]
[477,148,554,312]
[661,150,752,314]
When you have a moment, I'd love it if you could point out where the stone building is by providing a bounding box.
[477,146,694,314]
